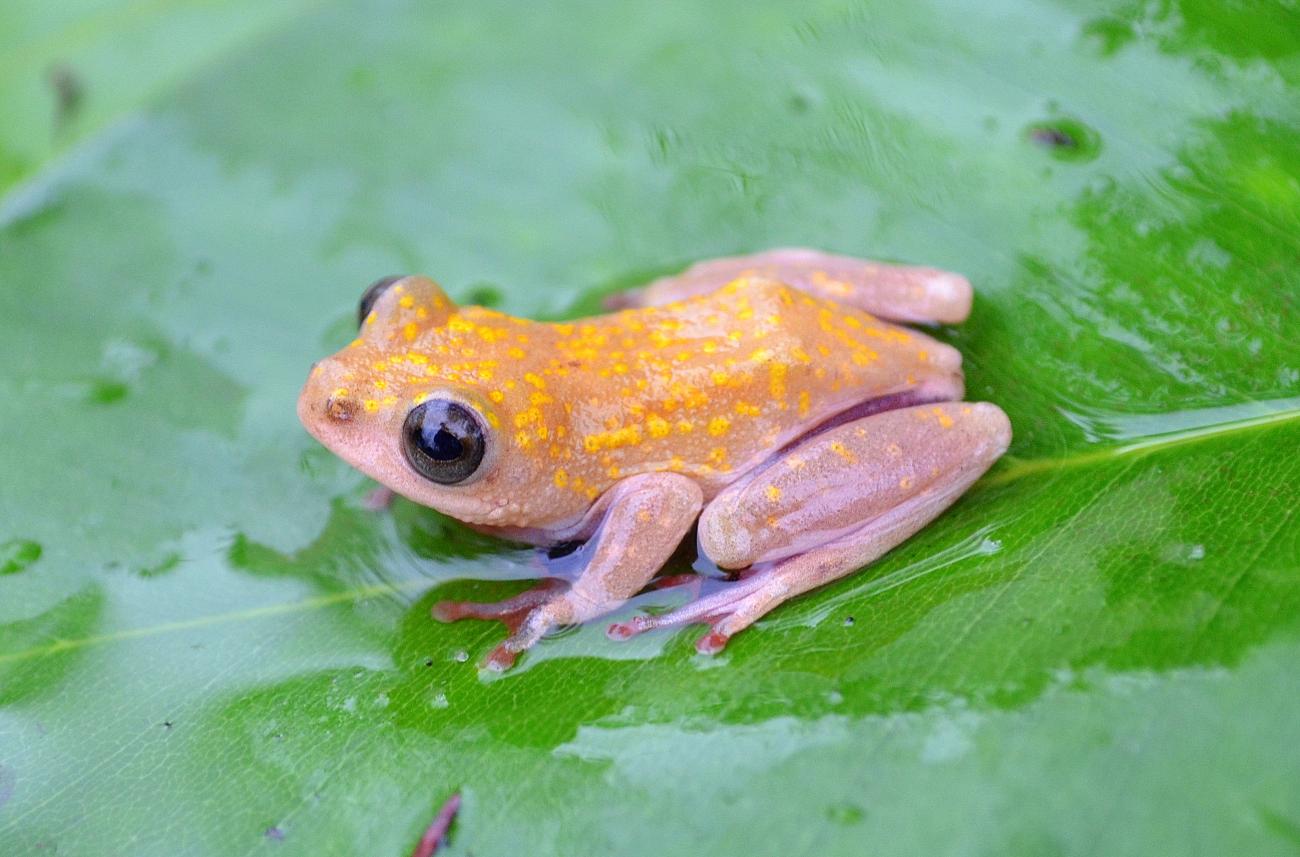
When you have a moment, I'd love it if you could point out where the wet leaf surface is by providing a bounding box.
[1,1,1298,855]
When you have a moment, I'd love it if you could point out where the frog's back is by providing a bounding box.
[549,277,959,496]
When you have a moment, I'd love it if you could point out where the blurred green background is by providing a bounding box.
[1,1,1298,855]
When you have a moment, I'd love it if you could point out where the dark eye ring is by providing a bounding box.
[402,400,487,485]
[358,275,405,328]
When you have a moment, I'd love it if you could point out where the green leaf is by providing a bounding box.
[1,1,1298,855]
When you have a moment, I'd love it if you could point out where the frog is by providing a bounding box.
[298,248,1011,670]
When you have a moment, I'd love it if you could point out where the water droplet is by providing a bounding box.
[453,650,469,663]
[0,539,41,575]
[430,691,450,710]
[827,689,844,705]
[1189,544,1205,561]
[842,615,855,627]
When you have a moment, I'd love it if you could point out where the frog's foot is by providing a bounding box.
[434,579,575,671]
[607,572,774,655]
[437,473,704,671]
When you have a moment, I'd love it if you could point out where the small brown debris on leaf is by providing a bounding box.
[410,792,461,857]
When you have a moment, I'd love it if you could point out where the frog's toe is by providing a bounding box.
[606,575,771,652]
[432,578,566,629]
[694,630,732,655]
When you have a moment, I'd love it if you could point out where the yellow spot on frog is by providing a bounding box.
[402,322,419,341]
[765,485,782,502]
[900,477,913,490]
[489,390,505,403]
[553,469,568,488]
[734,401,761,417]
[933,407,954,428]
[830,441,857,464]
[399,294,415,308]
[647,415,671,438]
[707,416,731,436]
[769,362,788,398]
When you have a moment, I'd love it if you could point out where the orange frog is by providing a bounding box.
[298,249,1010,669]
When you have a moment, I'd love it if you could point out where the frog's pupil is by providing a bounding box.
[401,399,487,485]
[429,426,464,461]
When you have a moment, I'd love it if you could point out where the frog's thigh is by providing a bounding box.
[699,401,1011,570]
[608,247,972,324]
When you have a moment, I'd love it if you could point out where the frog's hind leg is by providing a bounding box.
[606,247,972,325]
[608,402,1010,653]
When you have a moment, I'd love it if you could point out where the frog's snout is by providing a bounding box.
[298,357,361,433]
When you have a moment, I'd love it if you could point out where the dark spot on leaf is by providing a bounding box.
[46,63,83,128]
[843,615,855,627]
[138,551,182,578]
[463,283,502,307]
[87,379,128,405]
[0,539,41,575]
[1023,118,1101,162]
[825,802,865,825]
[1030,125,1077,149]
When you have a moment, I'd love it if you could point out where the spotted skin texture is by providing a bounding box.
[298,248,1011,668]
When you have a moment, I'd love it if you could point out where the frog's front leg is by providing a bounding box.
[433,472,703,670]
[609,402,1010,653]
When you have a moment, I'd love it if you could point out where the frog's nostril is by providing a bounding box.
[325,395,359,423]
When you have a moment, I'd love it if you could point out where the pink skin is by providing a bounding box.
[299,248,1010,669]
[607,247,973,325]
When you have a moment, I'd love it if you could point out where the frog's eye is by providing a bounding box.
[357,275,405,328]
[401,400,487,485]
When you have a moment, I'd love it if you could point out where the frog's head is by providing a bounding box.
[297,276,567,528]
